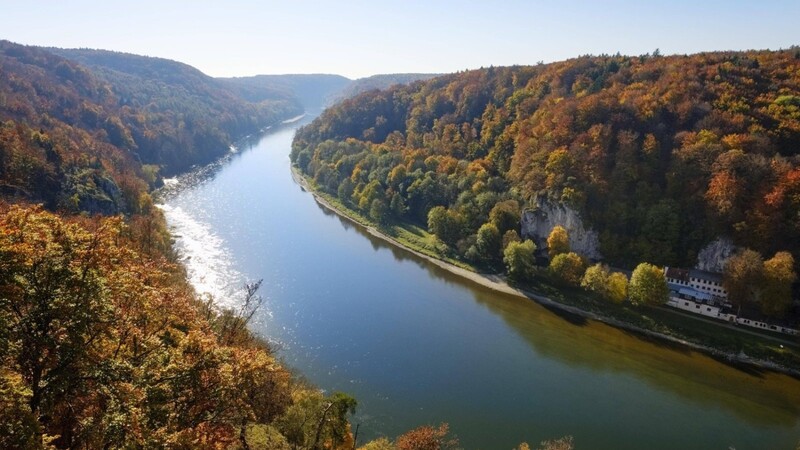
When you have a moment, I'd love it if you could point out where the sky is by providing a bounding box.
[1,0,798,79]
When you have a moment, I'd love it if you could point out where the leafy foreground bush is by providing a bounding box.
[0,205,354,449]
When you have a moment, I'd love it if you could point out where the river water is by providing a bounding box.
[158,114,800,449]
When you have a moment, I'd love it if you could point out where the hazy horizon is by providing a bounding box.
[1,1,798,79]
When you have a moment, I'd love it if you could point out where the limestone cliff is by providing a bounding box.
[695,237,739,273]
[520,198,602,260]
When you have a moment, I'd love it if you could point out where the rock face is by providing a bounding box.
[520,198,602,260]
[696,237,739,272]
[63,169,128,215]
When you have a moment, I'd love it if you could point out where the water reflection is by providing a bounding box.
[308,196,800,428]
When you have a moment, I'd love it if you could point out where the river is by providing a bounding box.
[158,114,800,449]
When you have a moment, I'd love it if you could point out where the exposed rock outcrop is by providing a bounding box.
[520,198,602,260]
[696,237,739,272]
[62,169,128,215]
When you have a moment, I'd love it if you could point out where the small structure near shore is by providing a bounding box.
[663,266,799,336]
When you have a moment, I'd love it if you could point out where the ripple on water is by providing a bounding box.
[157,203,244,310]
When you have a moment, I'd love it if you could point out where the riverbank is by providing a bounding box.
[291,167,800,377]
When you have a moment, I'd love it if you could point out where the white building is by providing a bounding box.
[667,287,722,319]
[664,268,798,336]
[664,267,728,301]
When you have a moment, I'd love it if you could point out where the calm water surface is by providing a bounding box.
[159,115,800,449]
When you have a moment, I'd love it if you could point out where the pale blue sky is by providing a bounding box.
[1,0,797,79]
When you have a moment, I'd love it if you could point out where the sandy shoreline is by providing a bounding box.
[290,167,799,377]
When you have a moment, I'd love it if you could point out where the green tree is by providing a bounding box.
[549,252,585,286]
[723,249,765,308]
[547,225,570,259]
[640,200,681,265]
[427,206,464,246]
[629,263,668,305]
[489,200,520,234]
[390,192,408,217]
[338,177,355,204]
[761,252,796,317]
[475,222,502,261]
[276,391,357,450]
[370,198,389,223]
[504,240,537,281]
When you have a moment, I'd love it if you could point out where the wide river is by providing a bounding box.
[159,114,800,449]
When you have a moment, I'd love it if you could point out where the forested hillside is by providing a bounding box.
[0,41,362,449]
[332,73,440,103]
[48,47,301,174]
[292,50,800,272]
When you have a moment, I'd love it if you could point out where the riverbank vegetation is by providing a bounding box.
[291,49,800,368]
[291,48,800,276]
[296,169,800,372]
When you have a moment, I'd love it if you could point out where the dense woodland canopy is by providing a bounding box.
[0,41,302,215]
[46,47,302,175]
[0,41,366,449]
[292,49,800,273]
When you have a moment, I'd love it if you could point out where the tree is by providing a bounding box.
[0,206,304,448]
[427,206,464,246]
[538,436,574,450]
[390,192,408,217]
[370,198,389,223]
[581,264,628,302]
[276,391,357,450]
[607,272,629,303]
[475,222,502,261]
[0,206,118,432]
[723,249,765,308]
[502,229,522,250]
[629,263,668,305]
[0,371,44,450]
[761,252,797,317]
[489,200,520,234]
[549,252,585,286]
[360,437,398,450]
[547,225,570,259]
[338,177,355,204]
[504,240,537,281]
[581,263,610,296]
[395,423,459,450]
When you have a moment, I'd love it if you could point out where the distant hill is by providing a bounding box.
[0,41,300,214]
[219,73,441,111]
[45,47,301,175]
[218,74,351,110]
[333,73,440,102]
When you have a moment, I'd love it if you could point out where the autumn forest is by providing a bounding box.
[1,32,800,450]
